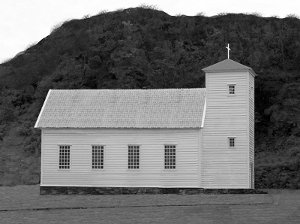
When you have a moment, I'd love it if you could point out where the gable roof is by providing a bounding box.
[202,59,257,76]
[35,88,206,129]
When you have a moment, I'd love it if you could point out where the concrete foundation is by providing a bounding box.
[40,186,267,195]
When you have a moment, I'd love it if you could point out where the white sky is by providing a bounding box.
[0,0,299,63]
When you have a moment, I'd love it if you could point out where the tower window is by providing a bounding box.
[228,137,235,148]
[228,84,236,95]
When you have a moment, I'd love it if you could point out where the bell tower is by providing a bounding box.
[201,56,256,189]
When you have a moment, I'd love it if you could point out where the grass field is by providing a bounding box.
[0,186,299,223]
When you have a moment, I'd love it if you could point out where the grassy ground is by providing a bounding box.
[0,186,299,223]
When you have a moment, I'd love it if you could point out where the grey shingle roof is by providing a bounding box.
[35,88,206,129]
[203,59,257,76]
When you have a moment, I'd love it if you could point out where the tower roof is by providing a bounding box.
[202,59,257,76]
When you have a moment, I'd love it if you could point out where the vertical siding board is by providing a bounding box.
[199,129,203,187]
[41,128,201,188]
[41,129,44,185]
[247,73,250,188]
[249,74,255,188]
[202,72,251,188]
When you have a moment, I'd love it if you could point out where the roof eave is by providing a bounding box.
[35,126,203,129]
[202,68,258,76]
[34,89,52,128]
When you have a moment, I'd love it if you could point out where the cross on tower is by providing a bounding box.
[226,43,231,59]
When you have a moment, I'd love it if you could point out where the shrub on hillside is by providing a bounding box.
[16,119,41,155]
[23,130,40,155]
[255,158,300,189]
[0,124,7,141]
[17,121,33,136]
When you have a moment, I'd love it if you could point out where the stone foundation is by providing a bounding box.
[40,186,267,195]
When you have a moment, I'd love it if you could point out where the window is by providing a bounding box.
[228,137,235,148]
[128,145,140,169]
[164,145,176,169]
[228,84,235,95]
[92,145,104,169]
[59,145,70,169]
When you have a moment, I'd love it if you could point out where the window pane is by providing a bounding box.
[59,145,70,169]
[92,145,104,169]
[128,146,140,169]
[229,138,235,147]
[164,145,176,169]
[229,85,235,94]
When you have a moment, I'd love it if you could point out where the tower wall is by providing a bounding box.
[201,71,252,188]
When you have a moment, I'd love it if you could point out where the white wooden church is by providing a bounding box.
[35,56,256,190]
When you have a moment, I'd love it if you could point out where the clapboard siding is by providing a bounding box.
[41,128,201,187]
[202,72,250,188]
[249,74,255,188]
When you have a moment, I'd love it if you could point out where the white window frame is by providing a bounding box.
[128,145,140,169]
[59,145,70,169]
[228,84,236,95]
[92,145,104,170]
[228,137,236,148]
[164,145,176,169]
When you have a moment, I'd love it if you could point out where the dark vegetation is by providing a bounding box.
[0,7,299,188]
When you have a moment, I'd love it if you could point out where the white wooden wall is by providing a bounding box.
[202,71,251,188]
[41,128,201,188]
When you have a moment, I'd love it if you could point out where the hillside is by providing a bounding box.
[0,7,300,188]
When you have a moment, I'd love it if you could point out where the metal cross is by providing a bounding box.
[226,43,231,59]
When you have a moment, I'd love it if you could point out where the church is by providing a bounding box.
[35,53,256,192]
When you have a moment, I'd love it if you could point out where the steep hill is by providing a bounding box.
[0,7,300,188]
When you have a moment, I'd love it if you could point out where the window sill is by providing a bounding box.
[91,169,105,171]
[127,169,141,171]
[162,169,177,172]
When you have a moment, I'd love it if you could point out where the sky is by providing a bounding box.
[0,0,299,63]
